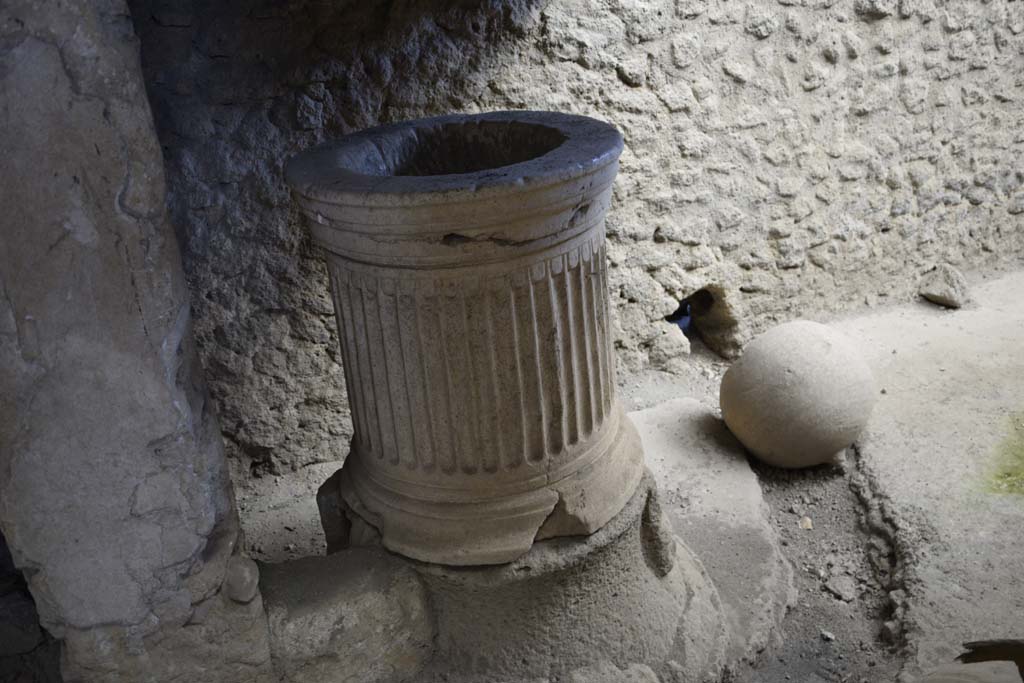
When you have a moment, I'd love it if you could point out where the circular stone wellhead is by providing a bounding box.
[286,111,644,565]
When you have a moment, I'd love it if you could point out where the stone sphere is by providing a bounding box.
[719,320,877,469]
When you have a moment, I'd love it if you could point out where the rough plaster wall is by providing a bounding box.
[132,0,1024,477]
[0,1,271,679]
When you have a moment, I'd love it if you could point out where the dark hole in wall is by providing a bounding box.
[246,444,277,478]
[664,287,742,359]
[665,288,717,341]
[0,531,63,682]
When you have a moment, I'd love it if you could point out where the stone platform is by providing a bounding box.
[259,404,795,682]
[634,399,796,670]
[833,270,1024,681]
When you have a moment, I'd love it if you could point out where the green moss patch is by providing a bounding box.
[990,411,1024,495]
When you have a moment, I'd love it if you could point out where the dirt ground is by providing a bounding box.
[738,458,905,683]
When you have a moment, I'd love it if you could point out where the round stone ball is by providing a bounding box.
[719,320,877,469]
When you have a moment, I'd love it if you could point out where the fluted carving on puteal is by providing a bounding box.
[327,233,614,476]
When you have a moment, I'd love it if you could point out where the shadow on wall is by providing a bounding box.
[0,531,61,682]
[129,0,545,477]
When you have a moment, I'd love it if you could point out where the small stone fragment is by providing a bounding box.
[854,0,896,18]
[821,629,837,642]
[671,35,699,69]
[224,555,260,604]
[745,8,778,39]
[801,64,828,91]
[649,325,691,373]
[616,55,648,87]
[723,61,751,84]
[825,574,858,602]
[799,516,814,530]
[919,264,970,309]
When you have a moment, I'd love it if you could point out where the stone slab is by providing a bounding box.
[260,548,434,683]
[631,399,795,667]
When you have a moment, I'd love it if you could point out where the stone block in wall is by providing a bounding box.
[61,593,274,683]
[261,549,434,683]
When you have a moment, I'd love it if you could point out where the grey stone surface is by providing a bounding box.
[833,271,1024,680]
[918,263,971,308]
[0,1,271,679]
[61,594,274,683]
[633,399,795,668]
[127,0,1024,477]
[567,662,662,682]
[224,556,260,604]
[260,548,434,683]
[824,574,859,603]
